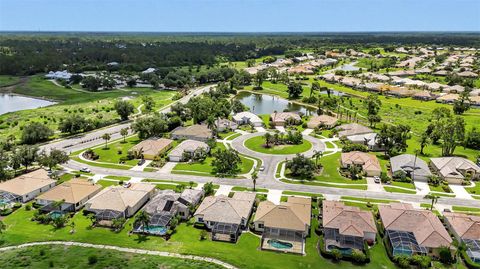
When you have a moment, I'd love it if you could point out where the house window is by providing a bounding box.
[198,217,203,223]
[258,223,264,229]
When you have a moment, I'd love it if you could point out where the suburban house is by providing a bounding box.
[133,189,204,235]
[0,169,56,205]
[232,112,263,127]
[170,124,213,142]
[307,115,338,129]
[379,203,452,257]
[413,91,438,101]
[322,201,377,253]
[84,183,155,226]
[168,139,210,162]
[129,137,174,160]
[444,212,480,263]
[194,192,256,242]
[44,70,73,80]
[430,157,480,184]
[36,178,102,213]
[270,112,302,126]
[390,154,432,181]
[335,123,382,150]
[215,118,238,132]
[254,197,311,254]
[340,151,381,177]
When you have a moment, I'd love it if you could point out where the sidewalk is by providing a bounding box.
[267,189,282,205]
[215,185,232,196]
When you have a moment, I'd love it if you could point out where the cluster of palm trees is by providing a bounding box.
[263,131,302,148]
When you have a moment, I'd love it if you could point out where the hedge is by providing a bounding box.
[461,250,480,269]
[318,235,370,264]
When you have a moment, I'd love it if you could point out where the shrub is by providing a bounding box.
[411,254,431,269]
[330,249,342,261]
[351,249,367,263]
[88,255,98,265]
[200,230,208,240]
[394,255,411,268]
[25,204,32,211]
[439,246,454,264]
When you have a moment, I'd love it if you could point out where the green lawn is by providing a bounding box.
[340,196,398,204]
[452,206,480,213]
[282,191,323,198]
[225,132,242,140]
[280,178,367,190]
[173,143,254,176]
[383,186,416,194]
[104,175,131,181]
[217,131,236,139]
[91,136,143,167]
[0,245,224,269]
[231,186,268,193]
[0,75,20,87]
[391,181,415,189]
[244,136,312,155]
[465,183,480,195]
[1,207,397,269]
[97,180,121,188]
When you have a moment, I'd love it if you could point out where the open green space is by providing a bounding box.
[452,206,480,213]
[340,196,398,204]
[282,191,323,198]
[383,186,416,194]
[465,183,480,195]
[0,245,223,269]
[231,186,268,193]
[0,75,20,87]
[280,178,367,190]
[391,181,415,189]
[96,180,121,188]
[91,136,144,167]
[1,206,397,269]
[173,143,254,176]
[244,135,312,155]
[104,175,131,181]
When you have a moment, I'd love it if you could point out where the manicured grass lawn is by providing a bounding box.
[383,186,416,194]
[71,156,132,170]
[452,206,480,213]
[465,183,480,195]
[144,178,198,188]
[244,136,312,155]
[282,191,323,198]
[58,173,75,183]
[0,245,223,269]
[280,178,367,190]
[1,207,397,269]
[217,131,235,139]
[0,75,20,87]
[429,184,453,194]
[97,180,121,188]
[225,132,242,140]
[390,181,415,189]
[104,175,131,181]
[92,136,142,167]
[173,143,254,176]
[342,201,379,211]
[313,153,367,184]
[340,196,398,204]
[231,186,268,193]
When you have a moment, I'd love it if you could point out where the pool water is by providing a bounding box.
[143,226,167,235]
[267,239,293,249]
[327,245,353,255]
[49,211,64,219]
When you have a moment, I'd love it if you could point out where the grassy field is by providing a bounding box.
[1,204,397,269]
[244,136,312,155]
[173,143,254,176]
[92,136,144,167]
[0,245,223,269]
[96,180,121,188]
[0,75,20,87]
[340,196,398,204]
[0,76,175,140]
[383,186,416,194]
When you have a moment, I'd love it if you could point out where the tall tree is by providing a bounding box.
[101,133,111,149]
[114,100,135,121]
[287,82,303,99]
[120,128,129,143]
[38,149,69,171]
[437,116,465,156]
[211,149,242,177]
[135,210,150,233]
[364,94,382,127]
[21,122,53,144]
[11,145,38,171]
[310,81,320,97]
[141,95,156,113]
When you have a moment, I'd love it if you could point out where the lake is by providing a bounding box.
[235,91,316,115]
[0,94,56,115]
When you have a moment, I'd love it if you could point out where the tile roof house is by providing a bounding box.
[36,178,102,213]
[254,197,311,254]
[444,212,480,263]
[430,157,480,184]
[336,123,373,137]
[379,203,452,257]
[85,184,155,226]
[307,115,338,129]
[458,71,478,78]
[341,151,381,177]
[194,192,255,242]
[412,91,439,101]
[215,118,238,132]
[322,201,377,252]
[129,138,174,160]
[170,125,213,142]
[270,112,301,126]
[232,112,263,127]
[0,169,56,204]
[390,154,432,182]
[168,139,210,162]
[436,93,460,104]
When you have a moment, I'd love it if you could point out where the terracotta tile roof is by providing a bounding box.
[130,138,173,156]
[336,123,373,137]
[171,124,212,139]
[36,178,102,204]
[254,197,311,231]
[444,212,480,240]
[86,184,155,212]
[307,115,338,128]
[0,169,55,196]
[323,201,377,237]
[341,151,381,173]
[194,193,255,225]
[270,112,301,124]
[379,203,452,248]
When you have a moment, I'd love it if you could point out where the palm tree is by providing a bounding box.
[135,210,150,233]
[189,181,195,189]
[102,133,111,149]
[206,116,217,137]
[424,194,439,211]
[120,128,129,143]
[312,150,323,166]
[264,132,272,148]
[252,171,258,191]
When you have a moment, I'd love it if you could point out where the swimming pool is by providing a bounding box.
[49,211,64,219]
[138,225,167,235]
[267,239,293,249]
[327,245,353,255]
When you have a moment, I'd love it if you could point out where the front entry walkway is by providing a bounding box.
[450,184,473,200]
[267,189,282,205]
[129,160,153,171]
[413,181,430,196]
[215,185,232,196]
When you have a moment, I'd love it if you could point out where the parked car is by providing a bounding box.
[123,182,131,188]
[373,176,380,184]
[137,159,145,166]
[80,167,91,173]
[259,166,265,171]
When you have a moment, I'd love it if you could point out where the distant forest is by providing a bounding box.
[0,32,479,75]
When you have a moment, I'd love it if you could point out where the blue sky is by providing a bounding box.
[1,0,479,32]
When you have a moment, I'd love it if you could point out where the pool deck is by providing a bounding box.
[261,237,304,255]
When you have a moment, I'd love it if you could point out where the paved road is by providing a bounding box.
[0,241,237,269]
[40,85,215,154]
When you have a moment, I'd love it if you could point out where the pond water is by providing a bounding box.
[0,94,56,115]
[235,92,316,115]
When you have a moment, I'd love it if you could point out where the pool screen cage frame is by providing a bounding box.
[387,230,428,256]
[0,191,19,205]
[94,209,124,221]
[212,222,240,240]
[263,227,305,243]
[464,239,480,263]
